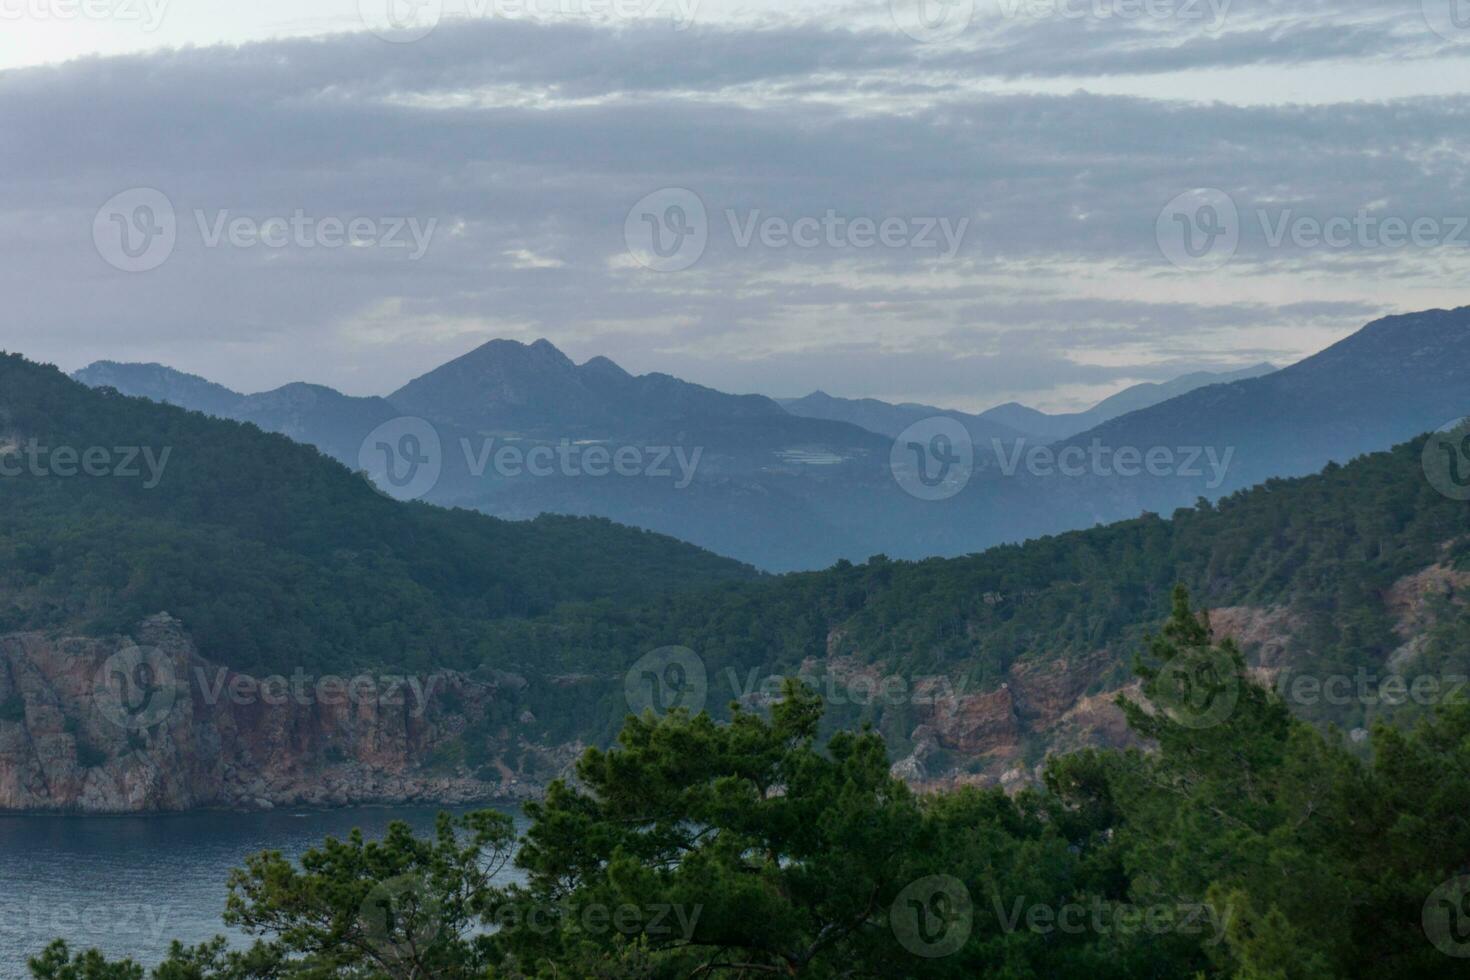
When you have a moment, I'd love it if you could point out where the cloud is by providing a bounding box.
[2,14,1467,403]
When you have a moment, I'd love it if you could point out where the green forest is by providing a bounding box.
[0,354,757,674]
[28,591,1470,978]
[5,352,1469,753]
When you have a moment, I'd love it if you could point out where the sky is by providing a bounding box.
[3,0,1469,412]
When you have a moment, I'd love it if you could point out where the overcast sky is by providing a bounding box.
[4,0,1469,411]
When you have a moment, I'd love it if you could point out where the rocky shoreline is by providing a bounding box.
[0,615,578,813]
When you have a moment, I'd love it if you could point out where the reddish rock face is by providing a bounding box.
[0,615,576,813]
[921,685,1020,757]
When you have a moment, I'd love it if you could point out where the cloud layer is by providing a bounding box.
[4,6,1468,409]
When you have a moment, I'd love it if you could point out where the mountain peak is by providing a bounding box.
[580,355,632,380]
[462,337,572,363]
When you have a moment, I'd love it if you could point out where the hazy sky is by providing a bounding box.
[4,0,1469,411]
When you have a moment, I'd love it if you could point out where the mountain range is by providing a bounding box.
[778,362,1275,443]
[72,307,1470,571]
[5,342,1469,810]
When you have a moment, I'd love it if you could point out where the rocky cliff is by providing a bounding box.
[0,614,578,812]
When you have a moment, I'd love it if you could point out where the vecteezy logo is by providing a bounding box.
[1156,188,1239,272]
[1153,647,1239,729]
[891,875,973,958]
[1422,418,1470,501]
[93,188,176,273]
[360,874,442,957]
[889,0,974,43]
[358,0,442,42]
[1423,0,1470,42]
[92,645,179,730]
[1424,876,1470,957]
[623,188,708,272]
[358,417,442,502]
[890,416,974,501]
[625,646,707,717]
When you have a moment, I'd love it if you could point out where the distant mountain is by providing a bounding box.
[75,341,895,570]
[390,338,785,435]
[1051,309,1470,502]
[5,354,758,674]
[781,363,1276,444]
[73,362,405,468]
[977,363,1277,441]
[20,346,1470,811]
[73,361,244,417]
[71,309,1470,571]
[778,391,1026,445]
[486,426,1470,785]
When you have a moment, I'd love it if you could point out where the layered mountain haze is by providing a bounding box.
[73,361,405,467]
[9,347,1470,811]
[389,338,788,435]
[1037,307,1470,507]
[778,391,1028,445]
[975,363,1278,442]
[779,363,1276,444]
[75,308,1470,573]
[77,340,899,570]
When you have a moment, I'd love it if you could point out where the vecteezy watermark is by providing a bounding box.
[992,438,1235,489]
[1423,0,1470,43]
[889,0,973,42]
[624,646,973,718]
[1425,876,1470,957]
[359,0,443,41]
[625,646,708,717]
[623,187,971,272]
[194,209,436,259]
[1277,667,1470,710]
[890,0,1227,44]
[0,898,177,945]
[358,0,700,43]
[1422,418,1470,501]
[358,416,704,502]
[1158,187,1470,272]
[359,417,443,502]
[93,188,176,273]
[492,898,704,939]
[891,876,973,958]
[624,187,708,272]
[723,667,971,709]
[0,0,168,30]
[189,668,444,718]
[91,652,447,731]
[1156,188,1240,272]
[890,417,975,501]
[0,440,171,488]
[461,438,701,487]
[1151,646,1239,729]
[93,188,438,272]
[92,645,180,731]
[995,0,1229,29]
[360,874,442,958]
[991,894,1230,945]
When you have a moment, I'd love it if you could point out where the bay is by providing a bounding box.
[0,805,526,975]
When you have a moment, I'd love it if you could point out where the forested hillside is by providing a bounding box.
[6,347,1469,780]
[0,354,757,674]
[480,431,1470,757]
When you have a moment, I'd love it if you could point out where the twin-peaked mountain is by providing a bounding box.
[76,342,894,569]
[74,307,1470,570]
[389,339,785,434]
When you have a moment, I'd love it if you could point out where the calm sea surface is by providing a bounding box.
[0,805,526,975]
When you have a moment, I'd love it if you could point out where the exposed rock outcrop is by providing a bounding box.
[0,615,577,812]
